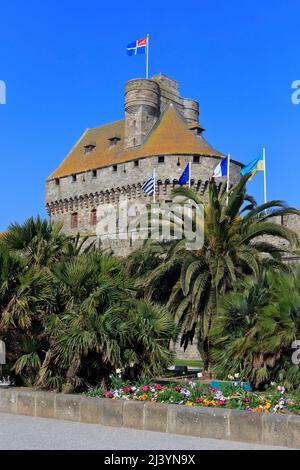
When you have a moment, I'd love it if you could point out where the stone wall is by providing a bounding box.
[46,153,242,254]
[1,388,299,447]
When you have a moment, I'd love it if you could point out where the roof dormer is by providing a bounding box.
[108,136,121,147]
[84,142,96,155]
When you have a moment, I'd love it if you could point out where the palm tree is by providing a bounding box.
[38,251,177,391]
[211,268,300,388]
[0,243,57,384]
[140,174,300,371]
[1,216,69,268]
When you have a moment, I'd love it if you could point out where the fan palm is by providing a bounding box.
[1,216,70,268]
[211,269,300,388]
[38,251,177,391]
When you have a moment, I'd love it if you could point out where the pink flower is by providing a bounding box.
[105,390,114,398]
[218,399,226,405]
[141,384,150,392]
[122,386,133,393]
[174,385,181,392]
[243,397,250,402]
[154,383,164,390]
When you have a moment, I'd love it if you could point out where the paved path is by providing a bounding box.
[0,412,287,450]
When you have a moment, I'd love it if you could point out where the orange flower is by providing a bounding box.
[138,394,148,401]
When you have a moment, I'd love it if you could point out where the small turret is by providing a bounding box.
[124,78,160,149]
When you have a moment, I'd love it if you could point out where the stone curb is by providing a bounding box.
[0,387,298,448]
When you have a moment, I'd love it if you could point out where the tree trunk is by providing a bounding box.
[62,355,81,393]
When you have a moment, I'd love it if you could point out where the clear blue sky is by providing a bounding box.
[0,0,299,230]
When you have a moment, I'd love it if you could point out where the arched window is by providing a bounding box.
[71,212,78,228]
[91,209,97,226]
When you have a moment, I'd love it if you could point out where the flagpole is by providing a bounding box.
[188,162,191,188]
[263,146,267,204]
[146,34,149,79]
[153,167,156,203]
[226,153,231,205]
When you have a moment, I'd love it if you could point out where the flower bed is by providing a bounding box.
[86,381,300,415]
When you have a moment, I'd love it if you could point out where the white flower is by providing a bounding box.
[197,372,203,378]
[181,389,191,397]
[234,373,240,379]
[228,374,234,380]
[116,368,122,374]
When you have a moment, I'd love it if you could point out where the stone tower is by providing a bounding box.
[124,74,201,149]
[45,73,244,256]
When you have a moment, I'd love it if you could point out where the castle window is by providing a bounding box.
[72,174,77,182]
[158,156,165,164]
[71,212,78,229]
[193,156,200,164]
[113,165,117,172]
[134,160,139,167]
[84,143,96,155]
[92,169,97,178]
[90,209,97,226]
[55,178,60,186]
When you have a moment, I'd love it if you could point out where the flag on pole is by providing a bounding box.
[142,171,155,196]
[126,37,148,56]
[178,163,191,186]
[212,156,229,177]
[240,154,264,180]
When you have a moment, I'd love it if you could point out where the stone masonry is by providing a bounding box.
[46,73,243,256]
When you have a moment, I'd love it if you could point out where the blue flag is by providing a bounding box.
[179,163,190,186]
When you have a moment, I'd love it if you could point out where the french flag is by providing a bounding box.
[212,156,229,178]
[127,37,148,56]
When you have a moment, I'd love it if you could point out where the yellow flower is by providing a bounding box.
[185,401,194,406]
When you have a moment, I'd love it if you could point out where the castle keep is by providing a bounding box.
[45,74,300,256]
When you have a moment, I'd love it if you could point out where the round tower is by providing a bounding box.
[183,98,199,124]
[124,79,160,148]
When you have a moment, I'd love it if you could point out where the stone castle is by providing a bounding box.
[46,73,300,257]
